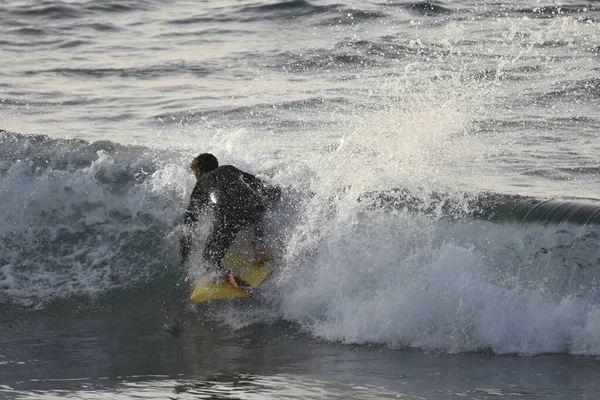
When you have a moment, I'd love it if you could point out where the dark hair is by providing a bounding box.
[191,153,218,173]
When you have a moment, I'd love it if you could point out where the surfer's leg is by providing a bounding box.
[203,226,236,267]
[202,216,245,272]
[251,217,271,262]
[203,217,257,290]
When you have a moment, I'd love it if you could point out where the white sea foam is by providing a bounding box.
[272,196,600,355]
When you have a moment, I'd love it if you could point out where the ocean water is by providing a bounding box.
[1,0,600,398]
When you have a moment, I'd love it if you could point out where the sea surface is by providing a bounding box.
[1,0,600,398]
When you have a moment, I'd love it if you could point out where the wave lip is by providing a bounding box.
[360,188,600,226]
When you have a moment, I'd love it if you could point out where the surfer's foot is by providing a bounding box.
[226,273,260,294]
[227,273,250,288]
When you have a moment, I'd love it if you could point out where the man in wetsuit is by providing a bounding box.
[180,153,280,290]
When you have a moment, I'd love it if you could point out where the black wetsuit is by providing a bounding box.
[180,165,280,271]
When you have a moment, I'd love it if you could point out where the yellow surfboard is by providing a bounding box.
[189,254,272,303]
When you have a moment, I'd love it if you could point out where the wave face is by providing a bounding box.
[2,130,600,355]
[0,131,189,311]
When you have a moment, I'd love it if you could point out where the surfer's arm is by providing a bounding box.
[183,188,206,226]
[180,188,208,264]
[180,233,192,264]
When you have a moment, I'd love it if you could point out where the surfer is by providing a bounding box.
[180,153,280,291]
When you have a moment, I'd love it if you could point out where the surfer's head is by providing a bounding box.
[191,153,218,178]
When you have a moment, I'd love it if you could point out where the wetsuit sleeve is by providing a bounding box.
[180,185,208,264]
[183,187,205,226]
[240,171,281,202]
